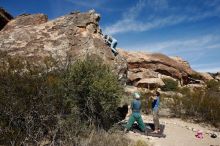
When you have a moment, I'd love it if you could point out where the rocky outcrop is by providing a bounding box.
[170,56,191,69]
[214,72,220,81]
[2,13,48,31]
[0,10,127,83]
[0,8,13,30]
[118,49,196,87]
[199,72,214,81]
[135,78,165,89]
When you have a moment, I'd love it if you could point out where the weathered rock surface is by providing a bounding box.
[198,72,214,81]
[0,10,127,82]
[170,56,191,69]
[0,7,13,30]
[118,49,196,86]
[214,72,220,81]
[135,78,165,88]
[2,13,48,31]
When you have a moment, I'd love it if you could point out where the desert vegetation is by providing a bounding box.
[0,54,147,145]
[161,78,178,91]
[164,80,220,127]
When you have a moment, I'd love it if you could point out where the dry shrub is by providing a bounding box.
[134,140,149,146]
[0,54,125,145]
[166,81,220,126]
[161,78,178,91]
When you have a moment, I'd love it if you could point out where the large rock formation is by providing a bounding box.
[0,10,127,82]
[198,72,214,81]
[2,13,48,31]
[213,72,220,81]
[118,49,197,87]
[0,7,13,30]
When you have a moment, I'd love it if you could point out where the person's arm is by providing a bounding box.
[131,101,134,111]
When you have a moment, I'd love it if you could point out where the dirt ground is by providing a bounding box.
[125,115,220,146]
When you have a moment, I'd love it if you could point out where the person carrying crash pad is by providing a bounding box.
[151,91,160,133]
[124,92,145,133]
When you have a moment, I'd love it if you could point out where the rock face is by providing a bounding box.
[214,72,220,81]
[199,72,214,81]
[170,56,191,69]
[0,10,127,82]
[118,49,196,87]
[0,8,13,30]
[2,13,48,31]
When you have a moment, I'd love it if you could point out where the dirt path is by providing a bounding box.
[125,115,220,146]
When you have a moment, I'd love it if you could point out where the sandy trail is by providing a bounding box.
[125,115,220,146]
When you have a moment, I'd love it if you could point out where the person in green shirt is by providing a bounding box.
[124,92,145,132]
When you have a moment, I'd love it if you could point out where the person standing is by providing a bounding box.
[151,91,160,133]
[145,95,149,114]
[124,92,145,132]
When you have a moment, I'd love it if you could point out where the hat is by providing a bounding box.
[134,92,140,99]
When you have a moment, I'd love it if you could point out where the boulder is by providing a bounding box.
[186,84,205,89]
[215,72,220,81]
[170,56,191,69]
[118,49,196,85]
[0,10,127,83]
[0,7,13,30]
[199,72,214,81]
[135,78,165,89]
[124,86,138,94]
[127,68,158,82]
[2,13,48,31]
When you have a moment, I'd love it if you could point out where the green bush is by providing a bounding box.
[167,84,220,126]
[134,140,149,146]
[139,91,154,114]
[190,72,203,80]
[161,78,178,91]
[0,55,64,145]
[63,57,123,129]
[0,55,124,145]
[206,79,220,91]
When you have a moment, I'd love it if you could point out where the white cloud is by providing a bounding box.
[103,0,146,34]
[192,62,220,69]
[103,0,220,35]
[64,0,103,8]
[195,66,220,73]
[125,34,220,53]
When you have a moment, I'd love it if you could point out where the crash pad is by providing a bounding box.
[118,122,166,138]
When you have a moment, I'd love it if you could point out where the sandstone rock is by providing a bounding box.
[170,56,190,68]
[186,84,205,89]
[159,91,183,97]
[2,13,48,31]
[0,10,127,83]
[199,72,214,81]
[127,68,158,82]
[135,78,165,88]
[124,86,138,94]
[0,7,13,30]
[214,72,220,81]
[118,49,196,85]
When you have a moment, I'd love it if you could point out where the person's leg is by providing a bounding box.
[125,114,135,131]
[153,110,160,132]
[136,115,145,132]
[113,42,117,49]
[111,43,118,55]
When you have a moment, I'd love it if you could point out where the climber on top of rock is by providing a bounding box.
[103,34,118,56]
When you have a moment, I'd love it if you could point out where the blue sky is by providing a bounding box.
[1,0,220,72]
